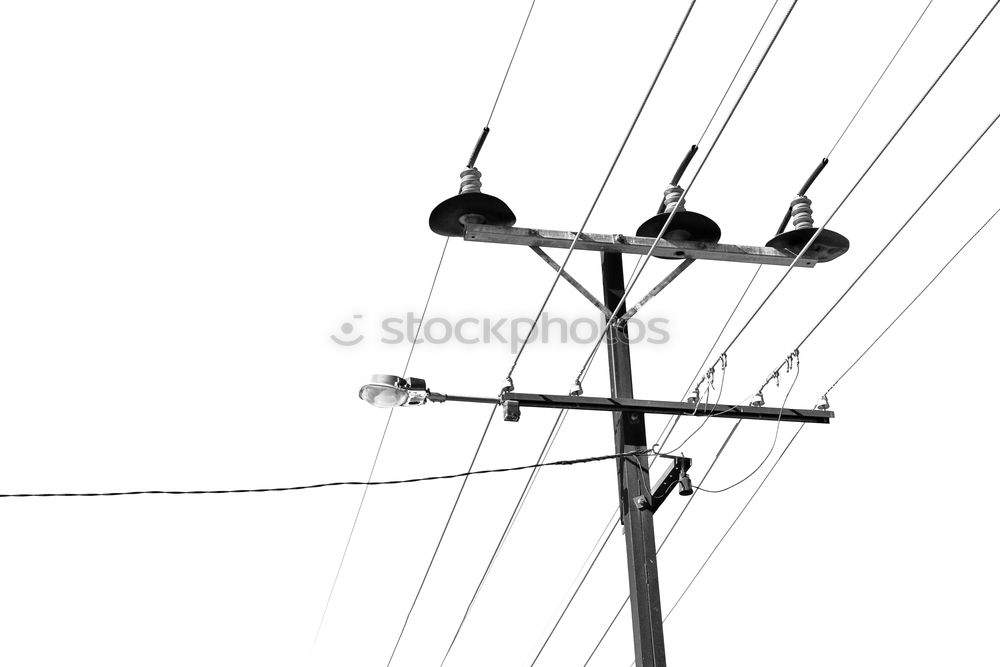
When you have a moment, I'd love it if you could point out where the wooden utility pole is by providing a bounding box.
[602,251,666,667]
[405,220,843,666]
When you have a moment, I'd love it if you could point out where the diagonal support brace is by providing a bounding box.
[530,246,613,318]
[620,259,694,323]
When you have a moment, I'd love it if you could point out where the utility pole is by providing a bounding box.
[363,196,846,665]
[602,251,666,667]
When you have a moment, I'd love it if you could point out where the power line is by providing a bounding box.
[586,369,798,664]
[574,0,802,386]
[438,409,570,666]
[522,3,806,657]
[826,0,934,158]
[519,4,948,658]
[825,203,1000,396]
[695,0,780,146]
[324,1,543,656]
[754,106,1000,397]
[394,7,699,660]
[709,0,999,367]
[652,0,935,461]
[426,5,702,660]
[583,421,744,666]
[504,0,699,385]
[529,520,617,666]
[623,112,1000,656]
[0,436,665,498]
[385,406,497,665]
[643,202,1000,641]
[486,0,538,127]
[643,423,808,666]
[697,361,799,493]
[313,236,450,648]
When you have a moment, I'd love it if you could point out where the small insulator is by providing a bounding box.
[685,387,700,404]
[750,391,765,407]
[662,184,686,214]
[459,167,484,194]
[816,394,830,410]
[789,195,814,229]
[569,380,583,396]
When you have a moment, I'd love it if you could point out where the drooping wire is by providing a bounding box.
[313,237,450,649]
[0,443,677,499]
[707,0,999,369]
[697,355,798,493]
[438,409,570,666]
[825,204,1000,398]
[573,0,801,388]
[385,406,498,666]
[503,0,700,386]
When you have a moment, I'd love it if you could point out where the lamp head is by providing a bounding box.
[358,374,433,408]
[678,472,694,496]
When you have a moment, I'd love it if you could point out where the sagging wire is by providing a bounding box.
[697,350,799,493]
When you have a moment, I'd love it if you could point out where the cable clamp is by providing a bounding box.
[499,377,514,400]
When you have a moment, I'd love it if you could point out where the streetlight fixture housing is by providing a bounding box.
[678,458,694,496]
[358,374,435,408]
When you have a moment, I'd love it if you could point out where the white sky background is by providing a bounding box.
[1,0,999,665]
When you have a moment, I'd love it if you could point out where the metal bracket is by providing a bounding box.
[648,455,693,513]
[620,259,695,323]
[529,246,613,318]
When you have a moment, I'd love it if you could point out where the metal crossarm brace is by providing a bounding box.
[620,259,694,323]
[529,246,612,318]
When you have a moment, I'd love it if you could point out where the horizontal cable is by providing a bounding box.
[0,449,673,499]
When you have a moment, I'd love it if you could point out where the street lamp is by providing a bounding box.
[357,375,444,408]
